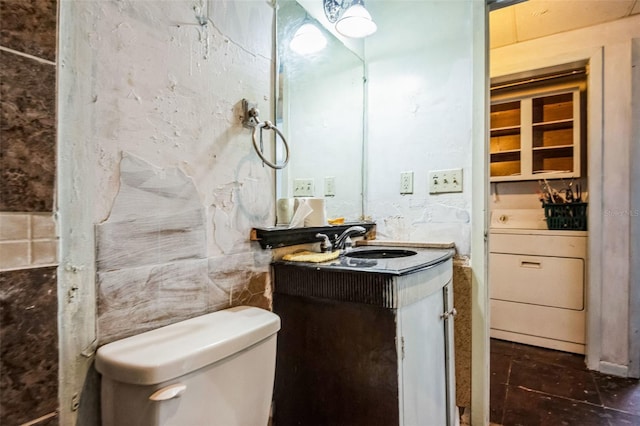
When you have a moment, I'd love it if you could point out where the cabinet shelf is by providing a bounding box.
[491,125,521,135]
[532,144,574,152]
[490,150,521,161]
[490,87,582,182]
[490,100,521,129]
[490,161,522,178]
[533,146,574,174]
[532,119,573,130]
[532,92,573,123]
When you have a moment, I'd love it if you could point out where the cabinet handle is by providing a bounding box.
[441,308,457,320]
[520,260,542,269]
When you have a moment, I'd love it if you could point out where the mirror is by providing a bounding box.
[275,0,365,222]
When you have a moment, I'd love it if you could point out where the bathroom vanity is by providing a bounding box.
[271,247,456,426]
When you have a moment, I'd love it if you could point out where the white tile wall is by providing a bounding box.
[0,213,58,271]
[0,213,29,240]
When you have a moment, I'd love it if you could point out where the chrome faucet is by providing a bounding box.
[334,226,367,250]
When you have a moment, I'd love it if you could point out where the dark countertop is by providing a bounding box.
[252,221,376,249]
[273,246,455,276]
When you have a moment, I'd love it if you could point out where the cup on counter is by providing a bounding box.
[276,198,295,225]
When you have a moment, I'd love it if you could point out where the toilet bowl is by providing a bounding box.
[95,306,281,426]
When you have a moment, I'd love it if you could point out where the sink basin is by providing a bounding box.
[345,249,418,259]
[277,246,453,275]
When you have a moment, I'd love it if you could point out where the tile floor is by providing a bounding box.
[490,338,640,426]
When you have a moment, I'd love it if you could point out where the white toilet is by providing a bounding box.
[95,306,281,426]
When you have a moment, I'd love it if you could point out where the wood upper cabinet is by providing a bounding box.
[490,87,583,182]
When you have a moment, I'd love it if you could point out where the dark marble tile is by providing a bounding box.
[491,351,511,385]
[490,382,507,424]
[0,50,56,212]
[497,341,640,425]
[503,386,612,426]
[513,342,587,371]
[491,338,516,355]
[593,371,640,416]
[509,358,601,404]
[0,0,57,62]
[490,338,512,423]
[603,408,640,426]
[0,266,58,425]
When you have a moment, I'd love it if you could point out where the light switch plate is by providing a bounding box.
[293,178,315,197]
[429,168,463,194]
[400,171,414,194]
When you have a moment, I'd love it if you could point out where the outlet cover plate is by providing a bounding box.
[324,177,336,197]
[400,171,414,194]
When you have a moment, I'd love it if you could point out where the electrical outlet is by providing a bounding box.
[293,178,315,197]
[429,168,463,194]
[324,177,336,197]
[400,171,414,194]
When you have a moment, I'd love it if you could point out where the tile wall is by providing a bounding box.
[0,0,59,424]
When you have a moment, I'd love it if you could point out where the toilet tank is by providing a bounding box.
[95,306,281,426]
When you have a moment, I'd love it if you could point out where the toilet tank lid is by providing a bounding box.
[95,306,280,385]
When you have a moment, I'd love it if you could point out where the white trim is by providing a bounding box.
[585,47,604,372]
[490,329,585,355]
[629,37,640,379]
[471,1,489,425]
[490,46,605,375]
[599,361,629,378]
[57,2,98,424]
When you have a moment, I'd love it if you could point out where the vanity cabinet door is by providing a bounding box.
[397,280,456,426]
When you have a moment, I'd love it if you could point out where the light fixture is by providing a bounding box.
[289,22,327,55]
[323,0,377,38]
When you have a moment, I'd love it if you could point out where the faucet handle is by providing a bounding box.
[343,236,354,252]
[315,233,333,253]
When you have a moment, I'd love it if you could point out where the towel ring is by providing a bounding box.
[242,99,290,170]
[251,120,290,170]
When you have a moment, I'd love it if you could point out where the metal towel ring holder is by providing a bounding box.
[242,99,290,170]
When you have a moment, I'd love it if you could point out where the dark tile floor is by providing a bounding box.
[490,338,640,426]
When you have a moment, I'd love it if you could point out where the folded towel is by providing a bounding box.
[282,250,340,263]
[327,217,345,225]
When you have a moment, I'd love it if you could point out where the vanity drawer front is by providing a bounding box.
[491,300,586,344]
[490,253,584,310]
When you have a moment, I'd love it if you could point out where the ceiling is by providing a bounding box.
[489,0,640,49]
